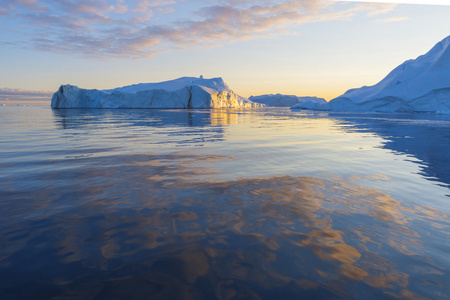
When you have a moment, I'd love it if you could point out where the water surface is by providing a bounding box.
[1,107,449,299]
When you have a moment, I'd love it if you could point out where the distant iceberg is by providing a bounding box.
[51,77,263,109]
[250,94,326,108]
[319,35,450,113]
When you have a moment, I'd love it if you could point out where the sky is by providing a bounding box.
[1,0,450,103]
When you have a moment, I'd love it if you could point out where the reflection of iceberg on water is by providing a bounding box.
[51,77,263,109]
[52,109,240,130]
[332,113,450,188]
[210,109,242,126]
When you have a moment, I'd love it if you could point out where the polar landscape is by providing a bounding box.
[3,0,450,298]
[51,35,450,113]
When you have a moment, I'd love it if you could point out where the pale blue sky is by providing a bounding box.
[1,0,450,102]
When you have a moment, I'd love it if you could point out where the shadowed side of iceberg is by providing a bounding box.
[51,85,106,109]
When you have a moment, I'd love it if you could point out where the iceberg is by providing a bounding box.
[51,77,263,109]
[249,94,326,107]
[322,35,450,113]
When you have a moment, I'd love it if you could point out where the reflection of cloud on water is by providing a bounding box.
[1,152,449,299]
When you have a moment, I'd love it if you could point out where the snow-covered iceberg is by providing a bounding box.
[249,94,326,107]
[51,77,263,109]
[323,35,450,112]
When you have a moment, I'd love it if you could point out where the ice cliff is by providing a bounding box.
[323,35,450,113]
[51,77,263,109]
[249,94,326,108]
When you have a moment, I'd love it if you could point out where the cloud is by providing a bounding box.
[134,0,176,12]
[0,0,402,59]
[376,16,409,22]
[0,88,53,101]
[321,2,398,21]
[356,2,398,15]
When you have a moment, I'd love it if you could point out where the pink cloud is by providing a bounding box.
[376,16,409,22]
[115,4,129,14]
[0,0,401,59]
[356,2,398,16]
[134,0,176,12]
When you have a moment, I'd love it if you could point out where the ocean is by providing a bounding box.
[1,106,449,299]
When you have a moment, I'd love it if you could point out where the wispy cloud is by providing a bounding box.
[358,3,398,15]
[322,2,398,21]
[0,0,401,59]
[0,88,53,102]
[376,16,409,22]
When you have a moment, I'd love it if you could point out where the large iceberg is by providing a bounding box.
[51,77,263,109]
[317,35,450,113]
[249,94,326,107]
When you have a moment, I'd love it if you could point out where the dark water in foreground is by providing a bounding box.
[1,107,450,299]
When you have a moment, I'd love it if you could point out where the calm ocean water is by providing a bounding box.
[1,106,449,299]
